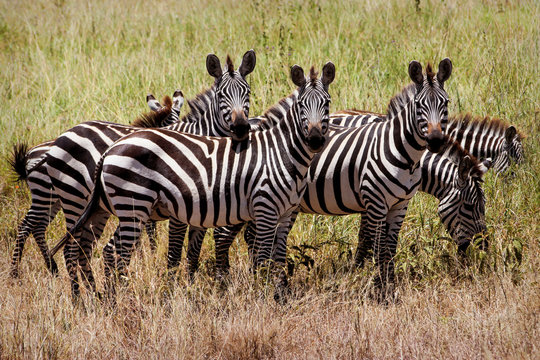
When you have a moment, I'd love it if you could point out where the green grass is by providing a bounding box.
[0,0,538,358]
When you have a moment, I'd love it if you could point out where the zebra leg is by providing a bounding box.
[353,211,371,267]
[213,224,244,279]
[10,200,60,277]
[270,213,298,304]
[185,227,207,279]
[166,218,187,277]
[373,207,406,303]
[113,217,144,278]
[76,211,110,297]
[145,221,158,251]
[63,229,84,301]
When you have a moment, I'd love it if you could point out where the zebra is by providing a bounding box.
[7,95,181,278]
[444,113,524,173]
[54,63,336,300]
[31,51,255,297]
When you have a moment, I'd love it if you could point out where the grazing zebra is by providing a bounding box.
[333,110,525,174]
[41,51,256,298]
[445,113,524,173]
[7,95,180,278]
[206,59,454,301]
[55,63,336,300]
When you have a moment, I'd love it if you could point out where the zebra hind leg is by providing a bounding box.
[145,221,158,251]
[10,201,60,277]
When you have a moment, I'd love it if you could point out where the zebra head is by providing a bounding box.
[290,62,335,153]
[145,90,185,125]
[439,155,491,251]
[409,58,452,153]
[493,125,525,173]
[206,50,256,142]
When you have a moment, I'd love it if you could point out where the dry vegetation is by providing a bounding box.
[0,0,538,358]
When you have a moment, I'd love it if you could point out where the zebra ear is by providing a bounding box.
[239,49,256,78]
[206,54,223,78]
[437,58,453,84]
[458,155,474,181]
[172,89,184,113]
[291,65,306,88]
[321,62,336,89]
[147,94,162,112]
[505,125,517,143]
[408,61,424,85]
[479,158,493,175]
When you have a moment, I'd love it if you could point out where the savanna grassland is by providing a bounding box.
[0,0,538,358]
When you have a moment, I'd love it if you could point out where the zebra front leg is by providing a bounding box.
[373,207,406,303]
[185,227,207,280]
[270,213,298,304]
[213,224,244,280]
[353,211,371,267]
[252,217,284,301]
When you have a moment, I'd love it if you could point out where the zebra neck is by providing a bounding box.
[386,100,427,167]
[251,89,299,130]
[270,103,314,175]
[163,88,229,137]
[420,152,455,200]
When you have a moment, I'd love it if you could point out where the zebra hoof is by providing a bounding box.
[49,260,59,276]
[9,268,20,279]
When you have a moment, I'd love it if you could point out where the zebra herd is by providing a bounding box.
[9,50,524,303]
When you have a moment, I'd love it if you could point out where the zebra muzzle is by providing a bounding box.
[230,111,250,142]
[426,129,445,153]
[306,127,326,153]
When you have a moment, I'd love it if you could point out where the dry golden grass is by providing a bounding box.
[0,0,538,358]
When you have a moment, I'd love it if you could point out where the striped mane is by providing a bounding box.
[449,113,525,140]
[181,86,216,124]
[438,135,485,179]
[385,83,417,118]
[131,96,173,128]
[263,90,298,119]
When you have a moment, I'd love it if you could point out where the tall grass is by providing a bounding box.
[0,0,538,358]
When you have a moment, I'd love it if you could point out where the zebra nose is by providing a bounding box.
[426,128,445,153]
[306,127,326,153]
[230,110,250,142]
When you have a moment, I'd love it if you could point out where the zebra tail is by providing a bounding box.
[8,142,30,182]
[49,152,108,257]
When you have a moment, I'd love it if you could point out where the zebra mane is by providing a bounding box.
[131,96,173,128]
[449,113,525,140]
[253,89,299,128]
[385,83,417,118]
[181,86,216,124]
[425,63,435,85]
[438,135,485,179]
